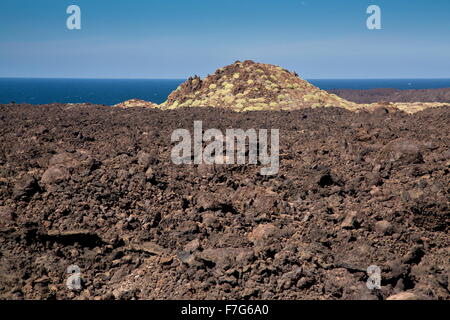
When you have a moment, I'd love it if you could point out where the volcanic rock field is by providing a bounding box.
[0,61,449,300]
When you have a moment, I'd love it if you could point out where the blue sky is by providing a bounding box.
[1,0,449,79]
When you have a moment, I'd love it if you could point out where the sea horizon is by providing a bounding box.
[1,77,450,106]
[2,76,450,80]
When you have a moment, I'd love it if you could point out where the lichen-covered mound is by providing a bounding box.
[161,60,360,112]
[369,102,450,114]
[114,99,159,109]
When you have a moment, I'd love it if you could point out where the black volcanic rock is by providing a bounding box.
[0,102,449,300]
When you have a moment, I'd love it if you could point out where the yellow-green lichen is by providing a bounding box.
[249,97,266,103]
[223,82,234,90]
[242,103,269,111]
[223,96,235,104]
[235,98,247,105]
[192,100,206,107]
[167,100,179,109]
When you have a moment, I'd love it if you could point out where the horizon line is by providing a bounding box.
[2,77,450,80]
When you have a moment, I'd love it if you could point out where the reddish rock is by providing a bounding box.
[0,206,14,221]
[375,220,394,235]
[40,165,70,184]
[248,223,280,246]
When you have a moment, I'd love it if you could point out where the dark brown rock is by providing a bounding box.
[41,165,70,185]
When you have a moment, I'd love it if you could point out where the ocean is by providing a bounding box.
[1,78,450,106]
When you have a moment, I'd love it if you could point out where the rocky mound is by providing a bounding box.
[0,103,449,300]
[366,102,450,114]
[114,99,159,109]
[161,60,360,112]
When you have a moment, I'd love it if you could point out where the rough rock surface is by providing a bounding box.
[0,103,448,300]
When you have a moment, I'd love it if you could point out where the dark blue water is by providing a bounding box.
[0,78,184,105]
[309,79,450,90]
[1,78,450,106]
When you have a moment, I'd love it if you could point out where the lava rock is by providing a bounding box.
[374,220,394,235]
[13,174,39,200]
[40,165,70,185]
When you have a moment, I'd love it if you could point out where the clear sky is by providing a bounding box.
[1,0,449,79]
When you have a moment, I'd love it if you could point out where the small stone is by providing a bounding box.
[41,165,70,185]
[13,174,39,200]
[247,223,280,245]
[121,255,133,264]
[372,164,382,172]
[112,288,137,300]
[145,167,154,178]
[137,151,152,168]
[343,283,378,300]
[386,292,419,300]
[178,221,199,235]
[380,138,423,166]
[253,193,277,213]
[408,188,424,200]
[296,277,315,289]
[111,259,122,267]
[375,220,394,235]
[0,206,14,221]
[177,251,198,266]
[196,193,220,211]
[402,245,424,265]
[117,169,129,180]
[241,288,260,298]
[159,256,173,265]
[48,153,77,168]
[369,186,382,197]
[203,213,220,229]
[341,211,358,229]
[235,249,255,266]
[130,241,166,256]
[69,248,80,258]
[198,248,234,269]
[184,239,201,253]
[34,276,51,284]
